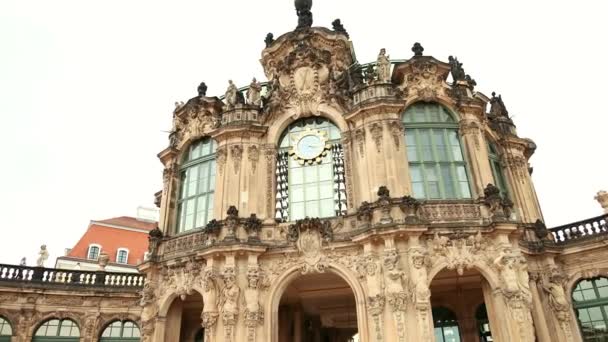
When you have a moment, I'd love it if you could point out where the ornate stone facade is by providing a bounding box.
[1,3,607,342]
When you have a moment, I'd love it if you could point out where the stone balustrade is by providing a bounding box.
[0,263,144,289]
[550,214,608,244]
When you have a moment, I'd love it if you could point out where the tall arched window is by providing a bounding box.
[275,118,347,222]
[403,103,471,199]
[33,319,80,341]
[573,277,608,341]
[0,316,12,342]
[488,142,509,198]
[177,138,216,233]
[100,321,141,341]
[433,306,461,342]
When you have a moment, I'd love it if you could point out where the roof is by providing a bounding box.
[95,216,157,231]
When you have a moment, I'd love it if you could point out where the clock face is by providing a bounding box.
[296,134,324,160]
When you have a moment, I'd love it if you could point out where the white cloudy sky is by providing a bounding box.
[0,0,606,266]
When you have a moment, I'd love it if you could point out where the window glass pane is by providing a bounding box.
[413,183,426,198]
[434,328,445,342]
[583,289,598,301]
[291,202,305,221]
[434,130,449,161]
[291,168,304,185]
[597,278,608,287]
[419,130,434,161]
[579,280,594,290]
[425,165,440,199]
[598,286,608,299]
[573,291,584,302]
[320,198,334,217]
[588,307,603,321]
[305,183,319,201]
[291,185,304,202]
[305,201,320,217]
[318,164,333,182]
[304,167,319,183]
[319,181,333,199]
[448,131,464,161]
[441,165,456,198]
[0,317,12,335]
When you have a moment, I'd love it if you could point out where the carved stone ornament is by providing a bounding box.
[489,91,509,118]
[219,267,240,341]
[264,33,274,48]
[369,122,384,153]
[427,230,492,276]
[288,218,333,273]
[355,128,365,157]
[399,195,422,223]
[244,214,262,241]
[410,249,431,304]
[164,258,201,300]
[482,183,513,220]
[216,147,227,176]
[171,95,222,148]
[356,201,374,223]
[247,145,260,174]
[230,145,243,175]
[412,42,424,56]
[402,60,447,101]
[383,249,409,312]
[147,226,163,258]
[389,121,404,150]
[377,186,393,224]
[459,120,481,150]
[331,18,349,38]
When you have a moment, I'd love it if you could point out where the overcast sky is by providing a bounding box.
[1,0,606,266]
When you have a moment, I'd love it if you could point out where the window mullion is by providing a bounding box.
[414,129,429,199]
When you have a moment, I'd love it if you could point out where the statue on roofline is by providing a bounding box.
[295,0,313,29]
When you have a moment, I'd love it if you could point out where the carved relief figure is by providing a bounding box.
[410,250,431,304]
[376,48,391,83]
[219,269,240,323]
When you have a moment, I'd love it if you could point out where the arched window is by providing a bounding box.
[0,316,12,341]
[33,319,80,341]
[476,304,493,341]
[275,118,347,222]
[177,138,217,233]
[572,277,608,341]
[100,321,141,341]
[116,248,129,264]
[488,142,509,198]
[433,307,461,342]
[403,103,471,199]
[87,244,101,260]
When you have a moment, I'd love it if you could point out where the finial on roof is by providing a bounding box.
[332,19,349,38]
[197,82,207,97]
[295,0,313,29]
[412,42,424,56]
[264,33,274,47]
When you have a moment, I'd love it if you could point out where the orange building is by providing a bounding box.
[55,216,157,273]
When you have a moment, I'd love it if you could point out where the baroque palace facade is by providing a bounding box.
[2,3,608,342]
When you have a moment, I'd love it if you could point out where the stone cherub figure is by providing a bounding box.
[376,48,391,83]
[36,245,49,267]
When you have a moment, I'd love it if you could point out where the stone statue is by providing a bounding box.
[246,78,262,107]
[543,270,569,312]
[244,268,261,317]
[411,250,430,303]
[223,80,240,110]
[596,190,608,213]
[294,0,313,29]
[198,82,208,97]
[202,272,219,314]
[376,48,391,83]
[493,248,522,297]
[264,33,274,48]
[489,92,509,117]
[383,251,406,294]
[219,270,240,323]
[19,257,26,266]
[448,56,466,82]
[36,245,49,267]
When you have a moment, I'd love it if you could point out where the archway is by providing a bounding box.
[277,272,358,342]
[430,268,495,342]
[164,292,204,341]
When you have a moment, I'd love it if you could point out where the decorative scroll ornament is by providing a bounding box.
[369,123,384,153]
[427,231,491,276]
[404,60,445,101]
[216,147,227,176]
[164,259,201,301]
[389,121,404,150]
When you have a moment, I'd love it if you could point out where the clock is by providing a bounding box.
[290,128,329,165]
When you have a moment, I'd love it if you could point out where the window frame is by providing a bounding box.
[487,141,510,199]
[0,316,12,336]
[100,320,141,340]
[115,248,129,264]
[33,318,80,338]
[403,103,473,200]
[176,138,217,234]
[87,244,102,261]
[432,306,462,342]
[572,277,608,341]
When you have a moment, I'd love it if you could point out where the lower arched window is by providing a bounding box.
[100,321,141,341]
[33,319,80,341]
[573,277,608,341]
[0,316,12,342]
[433,307,461,342]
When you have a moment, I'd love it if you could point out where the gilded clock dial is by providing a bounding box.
[296,134,324,160]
